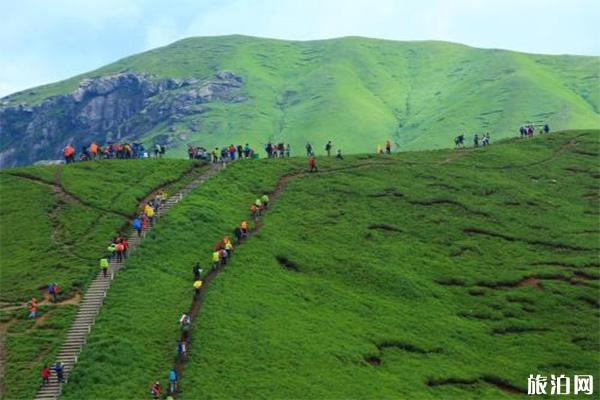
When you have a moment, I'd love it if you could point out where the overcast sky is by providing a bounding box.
[1,0,599,97]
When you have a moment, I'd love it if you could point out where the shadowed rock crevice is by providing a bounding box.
[409,199,492,218]
[428,375,526,394]
[492,325,548,335]
[275,256,301,272]
[367,223,403,233]
[463,227,588,251]
[376,341,442,354]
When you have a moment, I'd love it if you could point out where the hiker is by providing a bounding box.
[41,365,50,386]
[527,126,534,138]
[90,142,98,160]
[63,144,75,164]
[168,369,178,394]
[250,203,258,220]
[254,198,263,215]
[107,242,116,262]
[482,133,490,146]
[278,143,285,158]
[240,220,248,239]
[308,156,317,172]
[224,240,233,256]
[122,238,129,259]
[220,248,228,265]
[28,297,37,319]
[193,280,203,295]
[179,313,191,339]
[212,251,221,270]
[325,141,333,156]
[179,313,191,327]
[48,282,59,302]
[150,381,161,399]
[193,263,202,281]
[233,226,243,243]
[145,203,155,225]
[100,257,110,278]
[115,242,124,263]
[336,149,344,160]
[305,142,313,157]
[385,140,392,154]
[177,340,187,361]
[229,144,236,161]
[286,144,291,158]
[261,194,269,209]
[48,283,56,302]
[244,144,251,158]
[544,124,550,134]
[454,134,465,148]
[141,213,149,238]
[474,134,479,148]
[133,217,142,237]
[53,362,65,383]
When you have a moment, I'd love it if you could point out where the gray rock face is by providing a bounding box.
[0,71,245,167]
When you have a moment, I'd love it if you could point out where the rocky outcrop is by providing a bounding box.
[0,71,245,167]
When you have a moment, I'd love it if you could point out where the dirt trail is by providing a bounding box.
[171,160,392,394]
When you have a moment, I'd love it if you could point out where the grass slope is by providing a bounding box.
[0,159,203,400]
[4,36,599,157]
[59,131,598,399]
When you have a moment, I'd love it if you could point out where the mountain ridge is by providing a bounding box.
[1,35,598,166]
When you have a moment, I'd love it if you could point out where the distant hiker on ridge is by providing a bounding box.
[309,156,317,172]
[325,141,333,156]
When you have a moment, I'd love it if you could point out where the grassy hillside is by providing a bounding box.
[55,131,599,399]
[0,159,205,400]
[4,36,599,159]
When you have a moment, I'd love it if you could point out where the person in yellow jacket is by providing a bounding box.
[261,194,269,209]
[376,144,382,154]
[212,251,221,270]
[100,257,110,278]
[193,280,202,295]
[224,241,233,255]
[254,198,262,216]
[144,204,155,225]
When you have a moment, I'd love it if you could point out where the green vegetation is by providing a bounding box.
[5,36,600,156]
[54,131,598,399]
[0,159,204,400]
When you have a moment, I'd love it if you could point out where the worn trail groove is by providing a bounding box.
[32,163,223,400]
[172,161,391,395]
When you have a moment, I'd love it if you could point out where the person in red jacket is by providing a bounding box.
[122,239,128,259]
[308,156,317,172]
[115,242,124,263]
[63,144,75,164]
[41,365,50,386]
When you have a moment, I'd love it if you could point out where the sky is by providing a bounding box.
[1,0,599,97]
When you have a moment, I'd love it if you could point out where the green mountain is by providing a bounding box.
[1,131,598,399]
[1,35,599,166]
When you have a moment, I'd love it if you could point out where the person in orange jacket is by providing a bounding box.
[64,144,75,164]
[90,142,98,159]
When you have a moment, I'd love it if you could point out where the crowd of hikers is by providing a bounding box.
[454,132,491,149]
[62,142,168,163]
[156,194,269,398]
[188,144,259,162]
[453,124,550,149]
[520,123,550,138]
